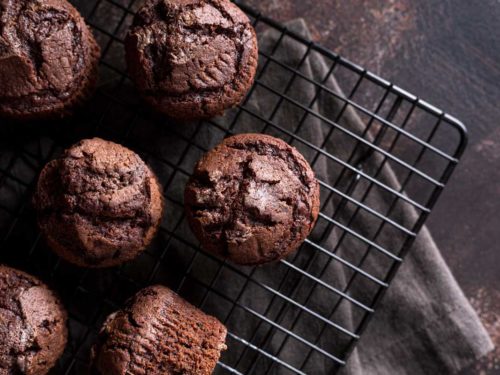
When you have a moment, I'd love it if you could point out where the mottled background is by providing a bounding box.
[243,0,500,373]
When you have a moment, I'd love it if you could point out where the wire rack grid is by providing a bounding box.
[0,0,467,374]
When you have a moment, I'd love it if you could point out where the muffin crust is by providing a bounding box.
[125,0,258,120]
[0,265,67,375]
[33,138,164,268]
[0,0,100,120]
[91,285,227,375]
[185,133,320,265]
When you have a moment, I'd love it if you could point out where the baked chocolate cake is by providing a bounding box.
[0,265,67,375]
[91,285,227,375]
[0,0,100,120]
[125,0,258,120]
[33,138,164,268]
[185,133,320,265]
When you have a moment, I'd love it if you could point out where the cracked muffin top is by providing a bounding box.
[33,138,164,268]
[0,265,67,375]
[91,285,227,375]
[0,0,100,120]
[125,0,258,120]
[185,133,320,265]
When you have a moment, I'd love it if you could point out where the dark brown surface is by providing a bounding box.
[0,265,67,375]
[91,285,227,375]
[33,138,164,268]
[185,133,320,265]
[125,0,258,120]
[0,0,100,120]
[243,0,500,372]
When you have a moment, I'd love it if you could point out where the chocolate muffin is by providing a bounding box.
[0,265,67,375]
[33,138,164,268]
[0,0,100,120]
[125,0,258,121]
[185,133,320,265]
[91,285,227,375]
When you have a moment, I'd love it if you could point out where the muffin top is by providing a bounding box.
[185,133,320,265]
[0,0,99,119]
[91,285,227,375]
[33,138,164,268]
[125,0,258,120]
[0,265,67,375]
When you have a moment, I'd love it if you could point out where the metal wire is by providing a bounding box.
[0,1,467,374]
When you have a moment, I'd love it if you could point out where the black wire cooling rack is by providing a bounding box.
[0,1,468,374]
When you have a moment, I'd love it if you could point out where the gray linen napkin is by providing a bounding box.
[241,18,493,374]
[173,19,491,374]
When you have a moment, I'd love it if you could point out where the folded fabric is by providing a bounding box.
[249,18,493,375]
[188,18,491,374]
